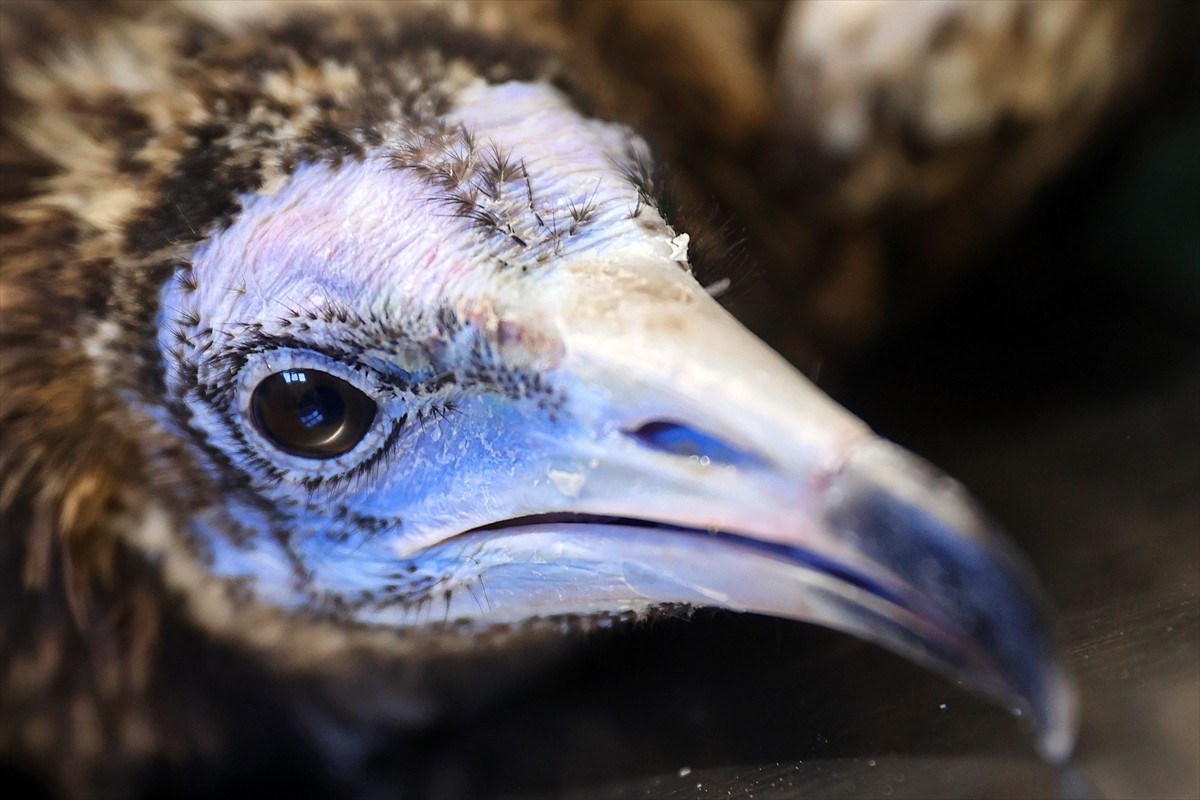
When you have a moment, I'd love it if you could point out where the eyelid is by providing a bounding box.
[229,348,406,485]
[235,348,380,404]
[251,368,379,460]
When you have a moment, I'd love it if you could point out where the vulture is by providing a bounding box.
[0,1,1176,796]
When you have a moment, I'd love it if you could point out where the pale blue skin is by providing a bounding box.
[147,80,1075,760]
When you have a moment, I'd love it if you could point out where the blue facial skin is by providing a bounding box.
[189,366,591,611]
[145,72,717,619]
[138,79,1074,761]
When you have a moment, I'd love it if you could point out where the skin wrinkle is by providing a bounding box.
[153,76,675,619]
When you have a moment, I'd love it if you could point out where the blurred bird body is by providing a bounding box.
[1,1,1177,796]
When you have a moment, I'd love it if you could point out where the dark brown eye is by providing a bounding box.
[251,369,376,459]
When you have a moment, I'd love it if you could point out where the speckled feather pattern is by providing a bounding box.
[0,3,696,794]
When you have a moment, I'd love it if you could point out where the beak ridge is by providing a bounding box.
[403,263,1078,760]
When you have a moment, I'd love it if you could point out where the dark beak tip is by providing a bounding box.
[827,439,1079,761]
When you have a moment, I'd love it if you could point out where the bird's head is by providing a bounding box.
[2,5,1075,765]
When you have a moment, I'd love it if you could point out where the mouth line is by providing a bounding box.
[446,511,996,686]
[410,512,1053,745]
[463,512,913,613]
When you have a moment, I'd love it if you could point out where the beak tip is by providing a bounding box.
[829,438,1079,762]
[1033,660,1080,764]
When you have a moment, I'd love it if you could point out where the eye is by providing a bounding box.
[251,368,377,459]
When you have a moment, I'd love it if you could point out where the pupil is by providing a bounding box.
[251,368,376,458]
[296,385,344,432]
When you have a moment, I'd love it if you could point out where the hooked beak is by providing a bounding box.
[397,258,1077,762]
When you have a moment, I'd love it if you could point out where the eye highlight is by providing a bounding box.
[251,369,377,459]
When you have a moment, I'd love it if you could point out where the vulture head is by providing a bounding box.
[0,2,1077,792]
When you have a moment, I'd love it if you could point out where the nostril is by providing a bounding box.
[625,421,759,467]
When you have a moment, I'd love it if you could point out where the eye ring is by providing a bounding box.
[251,368,377,459]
